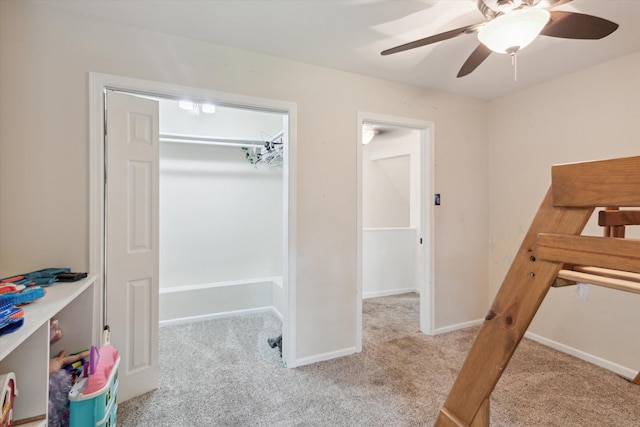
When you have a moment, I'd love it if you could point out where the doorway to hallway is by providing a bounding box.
[356,112,435,351]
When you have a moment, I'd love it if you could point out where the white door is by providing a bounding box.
[105,91,159,401]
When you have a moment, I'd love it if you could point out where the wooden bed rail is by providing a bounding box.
[551,156,640,207]
[435,155,640,427]
[599,208,640,238]
[556,267,640,294]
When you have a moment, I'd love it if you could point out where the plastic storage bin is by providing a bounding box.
[68,357,119,427]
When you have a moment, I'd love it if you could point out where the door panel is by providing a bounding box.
[106,91,159,401]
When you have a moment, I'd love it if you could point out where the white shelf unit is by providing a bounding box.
[0,275,96,426]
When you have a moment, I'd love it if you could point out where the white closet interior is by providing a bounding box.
[157,99,286,324]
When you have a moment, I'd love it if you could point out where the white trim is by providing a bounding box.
[433,318,484,335]
[159,277,282,294]
[89,72,297,367]
[159,306,282,327]
[295,346,358,367]
[282,112,298,367]
[363,227,416,231]
[363,289,419,299]
[356,112,436,353]
[525,331,638,380]
[88,73,106,347]
[429,320,637,380]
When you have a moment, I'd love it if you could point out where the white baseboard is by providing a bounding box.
[363,288,419,299]
[159,277,283,322]
[524,331,637,380]
[433,318,483,335]
[271,306,283,320]
[429,320,636,380]
[160,276,282,294]
[159,306,280,327]
[293,346,358,367]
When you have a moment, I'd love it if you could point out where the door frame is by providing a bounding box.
[89,72,298,367]
[356,112,435,351]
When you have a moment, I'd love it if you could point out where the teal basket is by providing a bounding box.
[69,357,119,427]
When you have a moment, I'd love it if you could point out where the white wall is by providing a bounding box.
[160,100,284,141]
[488,51,640,373]
[362,228,418,298]
[363,154,410,227]
[363,129,421,229]
[159,101,284,288]
[0,0,490,363]
[158,101,284,321]
[159,143,283,287]
[159,278,282,323]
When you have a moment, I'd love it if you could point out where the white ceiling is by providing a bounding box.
[32,0,640,100]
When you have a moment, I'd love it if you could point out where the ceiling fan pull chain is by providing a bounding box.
[511,52,518,82]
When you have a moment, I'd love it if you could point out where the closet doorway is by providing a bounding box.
[157,99,286,325]
[89,73,297,402]
[356,112,435,351]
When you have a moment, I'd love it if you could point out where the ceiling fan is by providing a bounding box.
[381,0,619,78]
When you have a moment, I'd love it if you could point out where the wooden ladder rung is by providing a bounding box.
[556,268,640,294]
[573,266,640,283]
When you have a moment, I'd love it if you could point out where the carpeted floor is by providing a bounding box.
[117,293,640,426]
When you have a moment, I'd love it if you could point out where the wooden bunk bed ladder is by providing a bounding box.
[435,155,640,427]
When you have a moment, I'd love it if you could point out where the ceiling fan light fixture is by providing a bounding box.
[478,8,550,54]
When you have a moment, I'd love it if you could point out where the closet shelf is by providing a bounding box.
[159,132,266,148]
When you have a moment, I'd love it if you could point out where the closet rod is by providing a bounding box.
[159,132,268,148]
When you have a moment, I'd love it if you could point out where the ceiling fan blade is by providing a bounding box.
[381,23,481,56]
[541,11,619,40]
[457,44,492,78]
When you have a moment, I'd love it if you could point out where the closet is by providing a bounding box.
[157,99,286,323]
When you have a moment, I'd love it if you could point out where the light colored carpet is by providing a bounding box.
[118,293,639,426]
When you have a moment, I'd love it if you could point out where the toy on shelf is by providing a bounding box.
[0,281,48,337]
[0,300,24,337]
[0,268,70,287]
[50,319,63,344]
[49,369,71,427]
[0,285,23,296]
[48,349,91,427]
[49,350,91,376]
[0,287,45,307]
[0,372,17,427]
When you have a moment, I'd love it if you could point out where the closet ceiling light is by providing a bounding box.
[178,101,194,110]
[178,101,216,115]
[201,103,216,114]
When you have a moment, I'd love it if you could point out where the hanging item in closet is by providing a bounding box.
[243,132,283,166]
[159,131,284,167]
